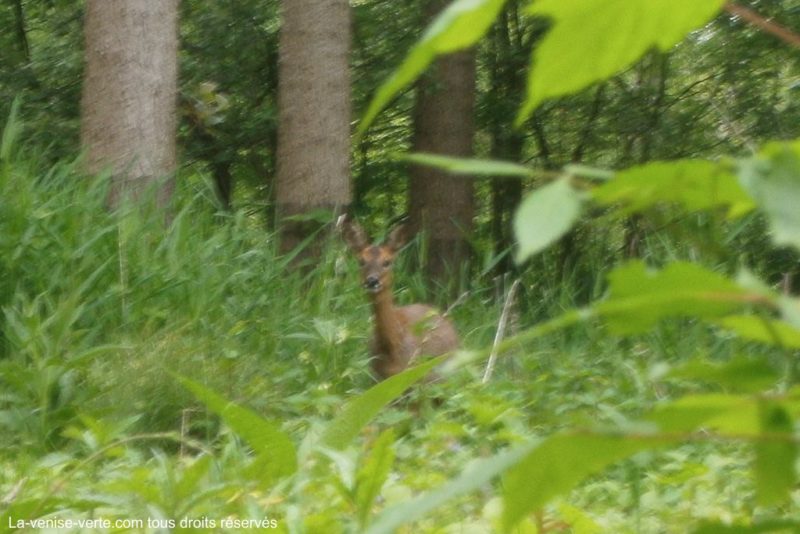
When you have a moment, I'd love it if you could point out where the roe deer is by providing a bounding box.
[340,217,459,380]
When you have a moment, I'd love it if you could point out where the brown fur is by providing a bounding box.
[340,217,459,380]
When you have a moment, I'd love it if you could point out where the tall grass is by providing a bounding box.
[0,108,550,455]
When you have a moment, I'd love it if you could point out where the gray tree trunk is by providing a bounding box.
[275,0,352,256]
[409,46,476,284]
[81,0,179,210]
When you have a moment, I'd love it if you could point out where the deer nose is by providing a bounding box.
[364,276,381,291]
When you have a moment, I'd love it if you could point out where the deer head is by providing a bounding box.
[340,217,408,294]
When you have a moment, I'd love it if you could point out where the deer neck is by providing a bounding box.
[370,288,407,356]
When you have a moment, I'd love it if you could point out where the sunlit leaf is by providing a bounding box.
[518,0,725,123]
[593,160,755,217]
[514,177,583,263]
[502,432,673,531]
[714,314,800,349]
[668,356,780,393]
[646,393,756,433]
[401,152,534,177]
[359,0,507,136]
[754,401,796,506]
[557,503,603,534]
[694,520,800,534]
[599,261,758,335]
[738,140,800,251]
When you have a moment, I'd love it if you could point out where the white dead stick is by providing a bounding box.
[482,279,520,384]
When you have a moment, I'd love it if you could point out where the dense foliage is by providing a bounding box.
[2,0,800,532]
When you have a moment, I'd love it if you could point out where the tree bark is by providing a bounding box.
[81,0,179,210]
[488,2,525,275]
[275,0,351,256]
[409,2,476,284]
[13,0,30,63]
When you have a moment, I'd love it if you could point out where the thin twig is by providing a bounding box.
[483,279,520,384]
[724,2,800,49]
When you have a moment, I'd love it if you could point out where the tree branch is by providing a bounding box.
[724,2,800,49]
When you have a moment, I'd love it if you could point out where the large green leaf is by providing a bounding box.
[177,377,297,484]
[502,432,672,531]
[518,0,725,123]
[738,140,800,251]
[668,356,780,393]
[694,521,800,534]
[502,393,764,531]
[714,314,800,349]
[755,401,796,506]
[598,261,757,335]
[358,0,507,136]
[365,442,536,534]
[513,177,583,263]
[646,393,757,434]
[320,355,446,450]
[401,152,534,177]
[592,159,754,217]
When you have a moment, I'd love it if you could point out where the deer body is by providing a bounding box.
[341,218,459,380]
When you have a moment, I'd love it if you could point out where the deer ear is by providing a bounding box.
[338,215,370,252]
[385,223,409,251]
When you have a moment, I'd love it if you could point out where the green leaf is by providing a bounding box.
[694,520,800,534]
[366,442,536,534]
[401,152,534,177]
[502,432,672,531]
[738,140,800,251]
[513,177,583,263]
[668,356,780,393]
[502,393,764,531]
[358,0,507,136]
[320,356,446,450]
[598,261,757,335]
[714,315,800,349]
[646,394,756,433]
[177,376,297,484]
[518,0,725,123]
[755,401,796,506]
[556,503,602,534]
[592,160,755,217]
[356,429,396,528]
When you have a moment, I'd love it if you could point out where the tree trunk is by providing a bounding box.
[81,0,179,210]
[13,0,30,63]
[409,2,476,284]
[488,2,525,275]
[275,0,351,256]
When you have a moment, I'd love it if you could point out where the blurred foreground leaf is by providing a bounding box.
[359,0,507,136]
[738,140,800,252]
[754,401,796,506]
[519,0,725,122]
[593,159,754,217]
[514,177,583,263]
[599,261,761,335]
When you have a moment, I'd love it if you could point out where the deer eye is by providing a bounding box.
[382,259,392,268]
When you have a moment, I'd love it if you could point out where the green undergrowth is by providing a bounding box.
[2,125,798,532]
